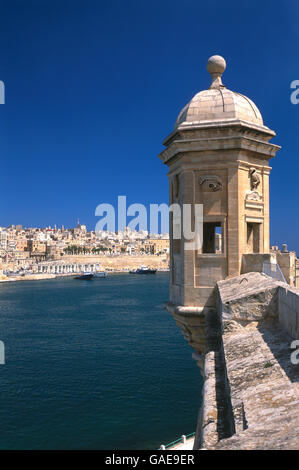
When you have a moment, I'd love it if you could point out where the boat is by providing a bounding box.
[94,271,108,278]
[74,272,94,280]
[130,265,157,274]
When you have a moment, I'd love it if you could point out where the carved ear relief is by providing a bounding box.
[249,167,261,191]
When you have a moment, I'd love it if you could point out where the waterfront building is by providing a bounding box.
[145,238,170,254]
[0,219,170,275]
[36,260,102,275]
[0,229,8,250]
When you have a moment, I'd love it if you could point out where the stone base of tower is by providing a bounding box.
[164,303,219,373]
[170,286,216,310]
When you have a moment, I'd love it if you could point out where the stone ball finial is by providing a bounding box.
[207,55,226,74]
[207,55,226,89]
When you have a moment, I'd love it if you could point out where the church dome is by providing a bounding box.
[175,55,264,129]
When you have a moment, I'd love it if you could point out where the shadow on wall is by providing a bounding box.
[258,285,299,384]
[258,325,299,384]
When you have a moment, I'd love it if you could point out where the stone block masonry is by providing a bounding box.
[194,272,299,450]
[278,286,299,339]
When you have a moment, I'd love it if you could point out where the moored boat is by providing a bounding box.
[74,272,94,280]
[130,265,156,274]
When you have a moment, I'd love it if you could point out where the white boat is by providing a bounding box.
[94,271,108,278]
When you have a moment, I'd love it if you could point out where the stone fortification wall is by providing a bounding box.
[195,272,299,450]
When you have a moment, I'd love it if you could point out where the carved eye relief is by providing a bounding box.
[208,182,222,192]
[199,175,223,192]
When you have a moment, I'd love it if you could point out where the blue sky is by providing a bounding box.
[0,0,298,251]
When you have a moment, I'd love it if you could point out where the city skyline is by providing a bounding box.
[0,0,298,252]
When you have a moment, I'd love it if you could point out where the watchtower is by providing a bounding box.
[159,55,280,309]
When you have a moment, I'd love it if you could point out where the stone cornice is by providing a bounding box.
[167,160,272,176]
[164,301,214,317]
[159,134,280,164]
[163,119,276,145]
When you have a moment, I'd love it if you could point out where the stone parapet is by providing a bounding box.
[241,253,277,275]
[278,285,299,339]
[192,272,299,449]
[212,323,299,450]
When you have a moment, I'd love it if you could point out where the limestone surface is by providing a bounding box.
[212,324,299,450]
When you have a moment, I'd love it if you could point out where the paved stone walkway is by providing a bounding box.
[213,324,299,449]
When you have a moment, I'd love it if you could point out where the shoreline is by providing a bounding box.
[0,269,170,283]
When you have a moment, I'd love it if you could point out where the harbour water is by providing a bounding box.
[0,272,202,449]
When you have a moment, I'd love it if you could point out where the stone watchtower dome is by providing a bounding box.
[175,56,264,129]
[159,55,281,353]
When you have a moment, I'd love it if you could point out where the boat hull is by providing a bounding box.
[130,269,157,274]
[74,274,94,280]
